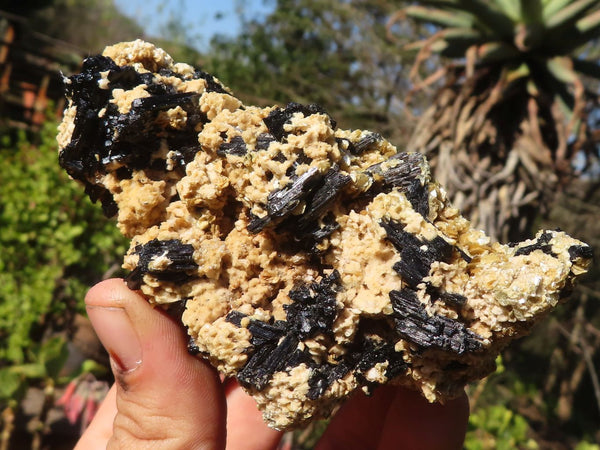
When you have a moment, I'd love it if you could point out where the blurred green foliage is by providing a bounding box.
[0,337,68,406]
[575,443,600,450]
[465,404,538,450]
[0,119,127,371]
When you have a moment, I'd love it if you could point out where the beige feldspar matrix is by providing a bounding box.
[58,40,592,430]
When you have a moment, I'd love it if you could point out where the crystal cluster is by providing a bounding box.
[58,41,592,430]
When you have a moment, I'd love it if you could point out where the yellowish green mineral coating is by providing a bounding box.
[58,40,592,430]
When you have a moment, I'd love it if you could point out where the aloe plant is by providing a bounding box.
[393,0,600,241]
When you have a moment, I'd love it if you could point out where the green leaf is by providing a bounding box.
[545,0,599,29]
[39,337,69,380]
[495,0,522,22]
[465,404,535,449]
[10,363,46,379]
[419,0,515,37]
[80,359,109,377]
[576,8,600,33]
[546,56,578,83]
[420,0,466,7]
[403,5,474,28]
[0,121,126,367]
[543,14,600,56]
[542,0,576,21]
[405,27,484,56]
[518,0,544,24]
[0,368,24,401]
[455,0,516,37]
[495,354,506,374]
[476,41,521,64]
[574,442,600,450]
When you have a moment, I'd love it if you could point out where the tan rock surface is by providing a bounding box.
[58,40,592,430]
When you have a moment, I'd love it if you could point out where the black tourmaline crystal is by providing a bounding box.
[389,289,482,354]
[218,135,248,157]
[248,167,324,233]
[365,153,430,217]
[285,271,340,339]
[227,273,341,392]
[263,102,336,141]
[59,54,220,218]
[514,231,556,256]
[248,166,351,236]
[380,219,454,288]
[126,239,198,289]
[351,132,382,155]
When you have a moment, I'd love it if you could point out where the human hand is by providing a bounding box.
[76,279,469,449]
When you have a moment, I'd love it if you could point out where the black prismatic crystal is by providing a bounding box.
[285,270,340,339]
[255,132,277,150]
[226,272,342,392]
[248,166,351,239]
[218,135,248,157]
[296,169,351,229]
[351,132,382,155]
[389,289,482,354]
[226,271,412,397]
[366,153,430,217]
[514,231,556,257]
[263,102,336,141]
[307,337,408,400]
[248,167,324,233]
[568,244,594,261]
[380,219,454,288]
[58,55,224,217]
[428,287,468,308]
[126,239,198,289]
[237,334,309,391]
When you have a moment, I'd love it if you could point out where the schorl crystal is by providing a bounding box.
[263,102,336,141]
[296,169,351,229]
[237,334,308,391]
[248,167,324,233]
[380,219,454,288]
[218,135,247,157]
[365,153,430,217]
[389,289,482,354]
[514,231,556,256]
[60,55,206,217]
[350,132,382,155]
[126,239,198,289]
[228,273,340,391]
[569,244,594,261]
[285,271,340,339]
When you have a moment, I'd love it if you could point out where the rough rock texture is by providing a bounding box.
[57,40,593,430]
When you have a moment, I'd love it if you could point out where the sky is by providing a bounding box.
[114,0,273,51]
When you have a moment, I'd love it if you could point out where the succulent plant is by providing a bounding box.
[391,0,600,241]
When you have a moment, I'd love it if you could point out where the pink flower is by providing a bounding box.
[56,375,109,430]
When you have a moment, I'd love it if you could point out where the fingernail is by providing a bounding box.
[86,306,142,373]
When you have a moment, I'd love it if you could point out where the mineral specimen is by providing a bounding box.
[57,40,592,430]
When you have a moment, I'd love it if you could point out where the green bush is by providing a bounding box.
[0,120,127,368]
[465,404,538,450]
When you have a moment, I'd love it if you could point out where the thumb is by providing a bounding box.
[78,279,226,449]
